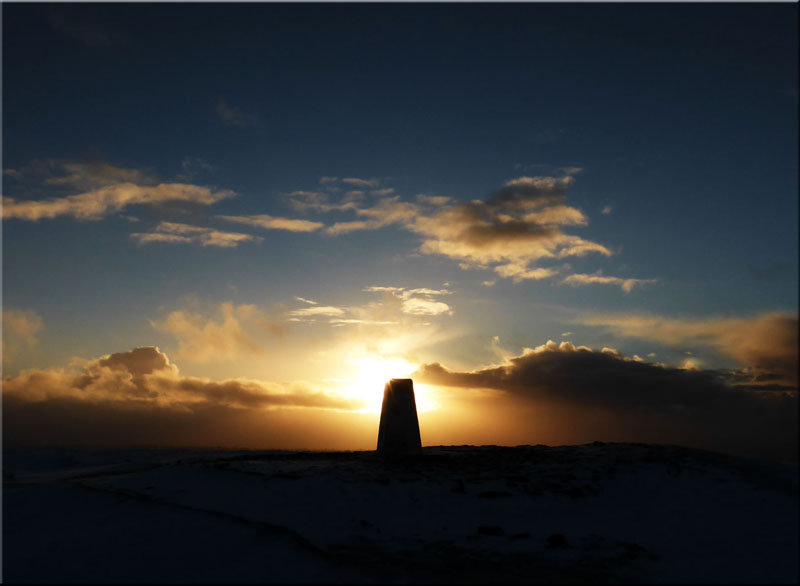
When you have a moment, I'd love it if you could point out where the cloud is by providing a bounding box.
[2,160,235,221]
[482,280,496,287]
[217,214,324,233]
[3,346,363,448]
[150,302,281,361]
[341,177,379,188]
[579,312,798,388]
[363,285,453,316]
[408,173,614,281]
[319,176,338,184]
[325,196,417,235]
[179,156,216,180]
[562,272,658,293]
[329,318,398,327]
[2,308,44,362]
[400,298,452,316]
[43,161,158,190]
[285,190,361,213]
[131,222,262,248]
[295,297,318,305]
[415,340,797,462]
[416,194,452,206]
[3,346,355,409]
[287,306,347,318]
[216,99,259,127]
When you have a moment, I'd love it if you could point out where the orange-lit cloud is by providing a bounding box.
[579,312,798,387]
[217,214,324,233]
[131,222,262,247]
[287,306,347,319]
[325,196,417,235]
[409,174,612,281]
[3,346,367,448]
[2,159,234,221]
[563,272,658,293]
[150,302,281,361]
[3,346,357,409]
[2,308,44,362]
[313,172,616,283]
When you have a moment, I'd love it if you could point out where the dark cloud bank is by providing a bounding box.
[417,340,797,465]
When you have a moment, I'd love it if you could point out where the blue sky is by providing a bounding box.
[2,3,797,459]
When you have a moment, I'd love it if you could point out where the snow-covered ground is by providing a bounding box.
[3,443,797,583]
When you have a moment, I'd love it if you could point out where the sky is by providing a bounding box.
[2,3,798,462]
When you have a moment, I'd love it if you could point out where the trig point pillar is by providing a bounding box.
[377,378,422,455]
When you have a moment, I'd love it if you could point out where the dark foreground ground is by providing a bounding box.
[3,443,798,583]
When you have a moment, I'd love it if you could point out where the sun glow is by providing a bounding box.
[344,355,438,413]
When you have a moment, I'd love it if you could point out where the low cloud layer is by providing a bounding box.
[3,346,364,448]
[2,160,234,221]
[416,340,797,462]
[3,346,359,409]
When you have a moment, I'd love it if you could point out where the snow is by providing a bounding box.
[4,443,797,583]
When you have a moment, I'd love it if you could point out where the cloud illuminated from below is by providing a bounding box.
[131,222,262,248]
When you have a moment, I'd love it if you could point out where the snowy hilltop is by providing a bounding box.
[4,443,798,583]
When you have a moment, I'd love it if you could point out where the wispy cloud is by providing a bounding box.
[325,196,417,235]
[2,308,44,362]
[563,272,658,293]
[150,302,281,362]
[2,160,234,221]
[295,297,318,305]
[217,214,324,233]
[285,190,362,213]
[216,99,259,127]
[579,312,798,388]
[341,177,379,188]
[287,306,347,318]
[131,222,261,248]
[363,285,453,316]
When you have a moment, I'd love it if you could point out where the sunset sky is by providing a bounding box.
[2,3,797,461]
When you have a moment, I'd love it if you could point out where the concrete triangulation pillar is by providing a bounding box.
[376,378,422,455]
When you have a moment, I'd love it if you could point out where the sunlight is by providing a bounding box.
[344,355,438,413]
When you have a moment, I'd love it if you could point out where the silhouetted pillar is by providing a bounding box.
[377,378,422,455]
